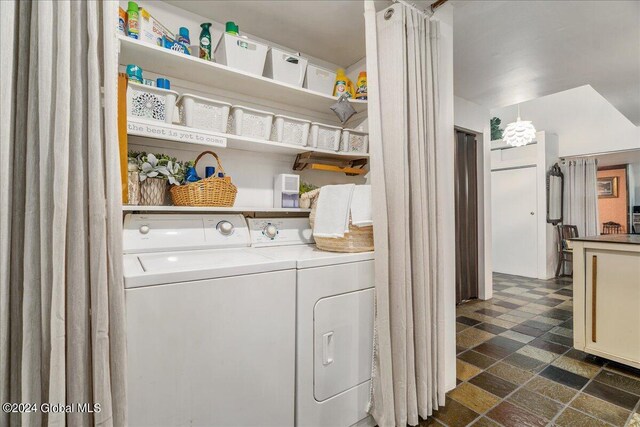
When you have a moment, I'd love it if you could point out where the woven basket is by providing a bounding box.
[304,188,374,253]
[170,151,237,207]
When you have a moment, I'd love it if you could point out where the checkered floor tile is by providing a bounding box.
[422,273,640,427]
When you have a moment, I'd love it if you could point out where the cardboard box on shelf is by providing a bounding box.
[139,8,174,46]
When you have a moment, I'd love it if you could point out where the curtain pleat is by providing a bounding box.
[0,1,126,426]
[563,159,599,237]
[366,2,445,426]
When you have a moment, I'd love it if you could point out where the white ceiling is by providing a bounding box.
[453,0,640,125]
[165,1,390,68]
[166,1,639,125]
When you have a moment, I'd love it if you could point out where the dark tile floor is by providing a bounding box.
[425,273,640,427]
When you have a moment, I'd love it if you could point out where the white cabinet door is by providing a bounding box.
[585,249,640,365]
[491,167,538,277]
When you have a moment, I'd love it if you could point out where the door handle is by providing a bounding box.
[592,255,597,343]
[322,332,334,366]
[530,212,535,215]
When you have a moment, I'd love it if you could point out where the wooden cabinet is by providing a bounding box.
[581,247,640,367]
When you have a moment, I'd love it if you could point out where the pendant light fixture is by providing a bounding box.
[503,104,536,147]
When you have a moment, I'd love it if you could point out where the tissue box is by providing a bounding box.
[139,8,174,46]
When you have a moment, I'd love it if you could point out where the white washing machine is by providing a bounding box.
[248,218,376,427]
[123,214,297,427]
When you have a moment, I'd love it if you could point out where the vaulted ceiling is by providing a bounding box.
[452,0,640,125]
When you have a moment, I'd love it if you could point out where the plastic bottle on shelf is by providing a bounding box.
[126,64,143,83]
[355,71,367,100]
[156,78,171,89]
[127,1,140,39]
[225,21,239,35]
[333,68,355,99]
[177,27,190,45]
[199,23,213,61]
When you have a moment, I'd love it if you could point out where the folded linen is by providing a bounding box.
[313,184,355,238]
[350,185,372,227]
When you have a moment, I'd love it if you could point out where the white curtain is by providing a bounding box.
[0,1,127,426]
[563,159,599,236]
[365,2,445,426]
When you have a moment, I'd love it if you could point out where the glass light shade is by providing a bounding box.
[503,118,536,147]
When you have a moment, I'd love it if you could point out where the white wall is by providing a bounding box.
[455,96,488,134]
[454,96,492,301]
[491,85,640,157]
[435,3,456,393]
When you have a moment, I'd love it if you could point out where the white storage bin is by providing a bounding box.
[341,129,369,154]
[127,82,178,124]
[271,115,310,146]
[229,105,274,140]
[263,48,308,87]
[304,64,336,95]
[177,94,231,133]
[214,33,268,76]
[308,122,342,151]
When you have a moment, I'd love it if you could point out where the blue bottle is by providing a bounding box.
[156,78,171,89]
[185,166,201,182]
[177,27,190,45]
[126,64,143,83]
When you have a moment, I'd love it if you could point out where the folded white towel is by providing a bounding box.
[313,184,355,238]
[350,185,372,227]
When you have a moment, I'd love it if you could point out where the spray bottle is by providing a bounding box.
[127,1,140,39]
[199,23,212,61]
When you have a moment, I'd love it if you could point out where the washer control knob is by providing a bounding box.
[139,225,150,235]
[263,224,278,239]
[217,220,234,236]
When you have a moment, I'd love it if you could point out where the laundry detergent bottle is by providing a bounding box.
[333,68,355,98]
[355,71,367,100]
[199,22,212,61]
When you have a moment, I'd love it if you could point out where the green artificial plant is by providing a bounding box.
[490,117,503,141]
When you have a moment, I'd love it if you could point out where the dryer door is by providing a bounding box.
[314,288,374,401]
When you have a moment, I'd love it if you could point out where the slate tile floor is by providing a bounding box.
[424,273,640,427]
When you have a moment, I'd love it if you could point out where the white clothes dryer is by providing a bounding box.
[248,218,375,427]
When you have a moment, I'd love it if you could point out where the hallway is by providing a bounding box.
[427,273,640,427]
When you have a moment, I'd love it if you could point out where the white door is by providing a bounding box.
[491,167,538,277]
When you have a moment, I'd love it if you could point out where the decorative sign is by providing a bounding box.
[127,119,227,148]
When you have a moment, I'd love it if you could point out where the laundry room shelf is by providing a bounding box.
[127,119,370,159]
[118,36,367,115]
[122,205,312,213]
